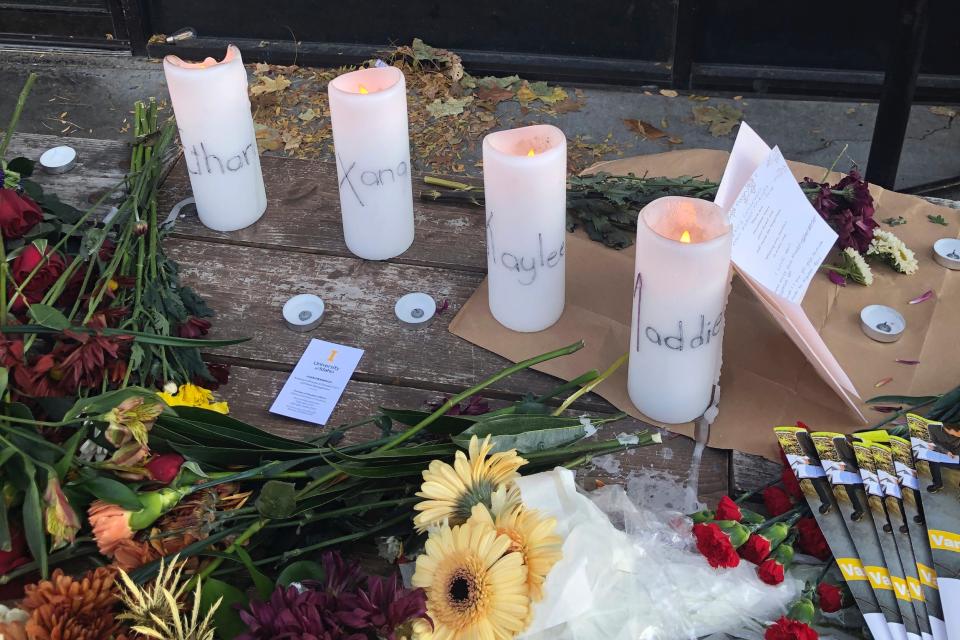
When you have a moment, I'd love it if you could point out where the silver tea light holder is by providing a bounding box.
[860,304,905,343]
[39,145,77,174]
[395,292,436,326]
[282,294,325,332]
[933,238,960,271]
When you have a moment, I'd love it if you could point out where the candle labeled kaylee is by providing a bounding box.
[163,45,267,232]
[483,124,566,332]
[328,65,414,260]
[628,196,731,424]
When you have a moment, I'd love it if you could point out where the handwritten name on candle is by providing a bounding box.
[184,141,258,176]
[634,272,724,351]
[486,212,565,285]
[337,154,409,207]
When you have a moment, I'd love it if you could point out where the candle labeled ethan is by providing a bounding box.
[628,196,732,424]
[328,66,414,260]
[483,124,566,332]
[163,45,267,232]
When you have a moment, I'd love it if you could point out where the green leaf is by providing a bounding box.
[453,414,595,453]
[277,560,325,587]
[180,460,208,478]
[27,304,71,330]
[19,456,47,578]
[62,387,165,423]
[928,214,948,226]
[380,408,478,436]
[255,480,296,519]
[6,157,34,177]
[234,546,274,599]
[0,367,7,400]
[54,426,87,478]
[866,394,939,405]
[72,475,142,510]
[164,408,310,448]
[200,578,248,640]
[0,492,10,553]
[0,325,249,348]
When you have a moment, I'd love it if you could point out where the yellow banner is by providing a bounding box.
[929,529,960,553]
[837,557,868,581]
[907,577,924,601]
[865,565,894,590]
[917,563,939,589]
[891,575,911,601]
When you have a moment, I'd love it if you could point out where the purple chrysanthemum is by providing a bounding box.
[802,169,877,253]
[338,574,430,640]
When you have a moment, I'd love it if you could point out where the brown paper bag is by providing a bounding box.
[449,149,960,460]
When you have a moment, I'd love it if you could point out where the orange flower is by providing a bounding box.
[111,538,159,572]
[22,567,121,640]
[87,500,134,557]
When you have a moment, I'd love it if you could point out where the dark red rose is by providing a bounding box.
[9,244,66,312]
[715,495,743,522]
[757,558,785,585]
[0,188,43,240]
[816,582,843,613]
[194,362,230,391]
[739,533,773,565]
[145,453,185,485]
[796,517,831,560]
[178,316,211,338]
[763,486,795,517]
[765,616,819,640]
[692,522,740,569]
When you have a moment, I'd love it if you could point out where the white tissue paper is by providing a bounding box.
[515,468,798,640]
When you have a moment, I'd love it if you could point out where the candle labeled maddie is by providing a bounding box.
[483,124,566,332]
[628,196,732,424]
[328,65,414,260]
[163,45,267,232]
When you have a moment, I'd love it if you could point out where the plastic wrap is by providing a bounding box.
[515,468,798,640]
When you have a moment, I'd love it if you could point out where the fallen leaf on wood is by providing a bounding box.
[930,105,957,118]
[623,119,668,140]
[426,96,474,118]
[475,75,521,90]
[550,98,584,114]
[282,130,303,151]
[254,123,282,152]
[250,75,291,96]
[692,103,743,136]
[298,108,317,122]
[660,89,678,97]
[254,62,270,75]
[476,85,515,105]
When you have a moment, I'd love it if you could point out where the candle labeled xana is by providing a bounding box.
[482,124,566,332]
[163,45,267,232]
[628,196,732,424]
[328,66,415,260]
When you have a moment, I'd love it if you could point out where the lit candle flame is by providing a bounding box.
[680,230,691,243]
[358,85,369,94]
[527,148,536,157]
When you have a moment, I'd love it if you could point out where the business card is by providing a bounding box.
[269,339,364,425]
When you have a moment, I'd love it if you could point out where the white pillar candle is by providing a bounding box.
[163,45,267,232]
[482,124,566,332]
[328,66,414,260]
[628,196,732,424]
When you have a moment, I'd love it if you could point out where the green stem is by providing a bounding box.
[553,353,626,416]
[263,497,418,529]
[480,370,600,418]
[0,541,98,585]
[423,176,476,191]
[0,73,38,160]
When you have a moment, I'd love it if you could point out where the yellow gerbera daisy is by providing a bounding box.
[470,503,562,602]
[413,435,526,532]
[157,383,229,414]
[413,518,529,640]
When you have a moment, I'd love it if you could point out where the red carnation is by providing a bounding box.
[0,188,43,240]
[145,453,185,485]
[779,449,804,502]
[758,557,785,585]
[693,522,740,569]
[765,616,819,640]
[715,495,743,522]
[796,517,831,560]
[763,486,794,517]
[8,243,66,312]
[816,582,843,613]
[739,534,773,564]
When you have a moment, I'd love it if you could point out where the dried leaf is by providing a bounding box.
[254,62,270,75]
[426,96,474,118]
[660,117,669,128]
[874,377,893,388]
[281,130,303,151]
[667,136,683,145]
[526,81,568,105]
[659,89,678,97]
[930,106,957,118]
[515,83,537,106]
[623,119,668,140]
[908,289,934,305]
[845,107,857,115]
[250,75,291,96]
[882,216,907,226]
[298,108,317,122]
[692,104,743,137]
[254,123,282,152]
[551,98,584,114]
[687,95,710,101]
[475,75,521,90]
[476,85,514,106]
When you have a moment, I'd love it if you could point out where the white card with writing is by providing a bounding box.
[270,339,364,425]
[727,146,837,304]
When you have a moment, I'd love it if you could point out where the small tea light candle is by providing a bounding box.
[39,145,77,174]
[282,294,325,332]
[933,238,960,270]
[483,124,566,332]
[328,66,415,260]
[163,45,267,232]
[860,305,905,343]
[395,292,436,325]
[628,196,732,424]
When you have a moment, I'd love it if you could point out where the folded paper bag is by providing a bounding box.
[450,148,960,460]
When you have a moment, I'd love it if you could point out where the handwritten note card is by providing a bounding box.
[727,147,837,304]
[270,339,364,425]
